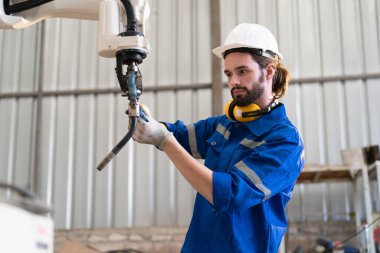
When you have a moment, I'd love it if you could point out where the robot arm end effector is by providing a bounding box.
[98,0,150,102]
[97,0,151,171]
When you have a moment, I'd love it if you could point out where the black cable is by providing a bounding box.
[107,249,144,253]
[0,182,35,199]
[113,116,137,153]
[334,215,380,249]
[96,117,137,171]
[4,0,53,15]
[0,182,52,214]
[118,0,137,32]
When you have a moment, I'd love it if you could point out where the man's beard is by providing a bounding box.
[231,86,264,106]
[230,73,265,106]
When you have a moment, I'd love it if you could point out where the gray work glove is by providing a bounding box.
[132,116,173,151]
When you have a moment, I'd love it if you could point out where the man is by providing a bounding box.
[132,23,304,253]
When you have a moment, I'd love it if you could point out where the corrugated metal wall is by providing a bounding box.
[1,0,380,229]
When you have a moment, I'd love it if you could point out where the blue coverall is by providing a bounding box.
[165,104,304,253]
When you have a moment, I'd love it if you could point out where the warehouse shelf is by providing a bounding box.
[297,159,379,252]
[298,164,353,183]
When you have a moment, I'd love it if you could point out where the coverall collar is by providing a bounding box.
[244,103,287,136]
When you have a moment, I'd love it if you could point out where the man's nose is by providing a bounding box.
[228,75,240,87]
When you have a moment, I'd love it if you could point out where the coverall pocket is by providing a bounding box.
[206,133,226,153]
[205,134,226,171]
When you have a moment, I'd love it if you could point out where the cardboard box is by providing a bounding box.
[341,145,379,167]
[57,239,102,253]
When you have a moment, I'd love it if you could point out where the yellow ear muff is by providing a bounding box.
[234,103,261,122]
[224,100,234,120]
[224,99,261,122]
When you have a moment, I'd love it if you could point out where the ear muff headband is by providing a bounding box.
[225,99,280,122]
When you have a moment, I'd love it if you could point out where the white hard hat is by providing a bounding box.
[212,23,283,60]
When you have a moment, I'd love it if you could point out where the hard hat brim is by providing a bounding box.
[212,43,283,60]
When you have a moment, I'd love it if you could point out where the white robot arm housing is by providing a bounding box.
[0,0,151,58]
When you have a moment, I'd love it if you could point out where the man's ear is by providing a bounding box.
[265,64,276,80]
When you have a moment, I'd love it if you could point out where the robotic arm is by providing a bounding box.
[0,0,151,171]
[0,0,100,29]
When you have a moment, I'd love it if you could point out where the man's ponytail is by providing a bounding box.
[272,62,290,99]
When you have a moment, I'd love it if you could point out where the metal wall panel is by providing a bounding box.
[0,24,40,194]
[1,0,380,229]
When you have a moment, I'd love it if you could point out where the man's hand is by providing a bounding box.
[132,114,173,151]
